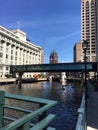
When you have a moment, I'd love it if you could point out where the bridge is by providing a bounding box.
[10,62,97,88]
[10,62,97,73]
[1,62,96,130]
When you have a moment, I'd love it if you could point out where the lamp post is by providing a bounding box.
[82,40,88,86]
[82,40,88,129]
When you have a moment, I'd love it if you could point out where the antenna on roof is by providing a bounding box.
[17,21,20,29]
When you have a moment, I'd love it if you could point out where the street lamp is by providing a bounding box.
[82,40,88,86]
[82,39,88,129]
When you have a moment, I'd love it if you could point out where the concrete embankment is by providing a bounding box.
[0,78,16,84]
[0,78,47,84]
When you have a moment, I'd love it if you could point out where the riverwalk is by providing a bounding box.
[87,81,98,130]
[0,78,16,84]
[0,78,47,84]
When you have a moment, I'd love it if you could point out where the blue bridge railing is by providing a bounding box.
[0,91,57,130]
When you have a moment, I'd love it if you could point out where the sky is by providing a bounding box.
[0,0,81,63]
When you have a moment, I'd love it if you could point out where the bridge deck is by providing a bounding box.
[10,62,97,73]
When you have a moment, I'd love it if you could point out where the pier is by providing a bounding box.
[0,78,16,84]
[0,78,47,84]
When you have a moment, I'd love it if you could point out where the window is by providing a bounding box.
[15,57,17,60]
[0,66,2,70]
[6,66,9,70]
[0,53,3,58]
[16,51,17,55]
[6,54,8,59]
[0,46,3,51]
[11,50,13,54]
[11,55,13,60]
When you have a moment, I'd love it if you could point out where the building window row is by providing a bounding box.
[0,26,43,78]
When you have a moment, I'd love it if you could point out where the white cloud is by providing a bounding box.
[7,14,80,29]
[45,31,80,44]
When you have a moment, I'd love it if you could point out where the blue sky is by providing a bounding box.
[0,0,81,63]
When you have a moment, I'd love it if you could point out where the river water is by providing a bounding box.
[0,81,82,130]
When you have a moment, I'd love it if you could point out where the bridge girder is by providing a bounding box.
[10,62,97,73]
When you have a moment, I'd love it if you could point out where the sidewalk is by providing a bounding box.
[87,81,98,130]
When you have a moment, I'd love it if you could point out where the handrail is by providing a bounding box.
[75,93,86,130]
[0,91,57,130]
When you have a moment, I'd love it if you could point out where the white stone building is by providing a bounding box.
[0,26,44,78]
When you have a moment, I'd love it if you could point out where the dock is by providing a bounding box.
[0,78,16,84]
[0,78,47,85]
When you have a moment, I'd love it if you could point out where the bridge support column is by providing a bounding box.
[18,72,23,87]
[49,76,53,82]
[61,72,66,89]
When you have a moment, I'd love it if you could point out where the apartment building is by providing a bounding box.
[81,0,97,62]
[0,26,44,78]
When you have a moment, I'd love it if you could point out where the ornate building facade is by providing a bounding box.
[0,26,44,78]
[49,50,58,64]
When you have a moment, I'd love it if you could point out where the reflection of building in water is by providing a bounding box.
[0,26,44,78]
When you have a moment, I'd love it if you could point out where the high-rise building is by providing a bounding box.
[96,0,98,64]
[49,51,60,80]
[0,26,44,78]
[81,0,98,62]
[74,41,82,62]
[49,50,58,64]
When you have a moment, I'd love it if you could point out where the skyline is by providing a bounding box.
[0,0,81,63]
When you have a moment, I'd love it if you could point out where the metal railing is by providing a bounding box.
[0,90,57,130]
[75,93,86,130]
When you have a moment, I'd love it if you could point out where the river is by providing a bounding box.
[0,81,82,130]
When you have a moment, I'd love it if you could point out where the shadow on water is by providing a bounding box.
[0,81,82,130]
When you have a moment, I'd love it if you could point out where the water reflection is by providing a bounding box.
[0,81,82,130]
